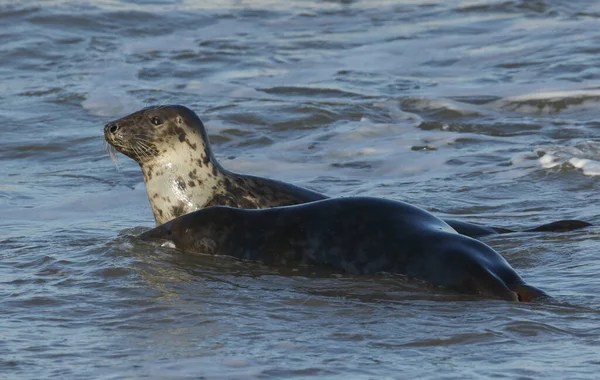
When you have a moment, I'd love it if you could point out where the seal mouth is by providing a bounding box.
[104,124,159,164]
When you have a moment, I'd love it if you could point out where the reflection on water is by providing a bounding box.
[1,0,600,378]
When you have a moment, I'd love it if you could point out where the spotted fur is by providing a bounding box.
[104,105,325,225]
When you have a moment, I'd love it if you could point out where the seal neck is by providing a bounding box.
[140,150,226,225]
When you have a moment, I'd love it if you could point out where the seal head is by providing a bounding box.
[105,105,222,223]
[104,105,212,164]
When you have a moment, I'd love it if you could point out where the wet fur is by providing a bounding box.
[141,197,548,302]
[104,105,324,224]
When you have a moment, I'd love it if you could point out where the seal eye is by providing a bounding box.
[150,116,163,126]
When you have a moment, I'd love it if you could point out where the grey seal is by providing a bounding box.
[141,197,548,302]
[104,105,323,225]
[104,104,590,236]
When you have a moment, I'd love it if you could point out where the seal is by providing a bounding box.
[104,105,324,225]
[141,197,548,302]
[104,104,590,236]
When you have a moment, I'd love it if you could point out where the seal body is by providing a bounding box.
[141,197,548,302]
[104,105,590,236]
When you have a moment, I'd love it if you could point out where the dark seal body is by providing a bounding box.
[141,197,547,302]
[105,104,590,236]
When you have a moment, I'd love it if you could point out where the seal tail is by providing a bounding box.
[511,284,549,303]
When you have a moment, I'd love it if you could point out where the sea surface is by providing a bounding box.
[2,0,600,378]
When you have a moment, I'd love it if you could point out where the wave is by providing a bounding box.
[492,89,600,115]
[537,141,600,176]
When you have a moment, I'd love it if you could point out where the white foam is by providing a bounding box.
[504,89,600,102]
[538,145,600,176]
[569,157,589,169]
[493,89,600,115]
[569,158,600,176]
[160,241,176,249]
[539,154,560,169]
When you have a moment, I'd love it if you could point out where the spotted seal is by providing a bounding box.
[104,104,590,236]
[104,105,324,225]
[141,197,548,302]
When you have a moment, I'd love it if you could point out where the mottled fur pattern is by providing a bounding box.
[141,197,550,302]
[104,105,325,225]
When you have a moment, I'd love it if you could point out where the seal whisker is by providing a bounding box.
[136,143,152,162]
[134,141,154,161]
[129,136,156,145]
[105,141,120,169]
[135,140,156,157]
[130,143,145,163]
[124,133,156,144]
[158,95,174,109]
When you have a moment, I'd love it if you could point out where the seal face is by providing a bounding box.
[141,197,548,302]
[105,104,590,236]
[104,105,325,225]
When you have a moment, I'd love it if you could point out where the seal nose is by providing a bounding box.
[105,123,119,135]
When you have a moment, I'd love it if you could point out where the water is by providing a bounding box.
[2,0,600,378]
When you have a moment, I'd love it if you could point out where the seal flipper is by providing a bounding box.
[524,220,592,233]
[444,218,590,238]
[511,284,550,303]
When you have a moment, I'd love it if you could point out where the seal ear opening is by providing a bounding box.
[513,284,549,303]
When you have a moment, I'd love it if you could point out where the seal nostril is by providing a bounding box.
[108,124,119,134]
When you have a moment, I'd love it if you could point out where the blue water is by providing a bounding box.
[2,0,600,378]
